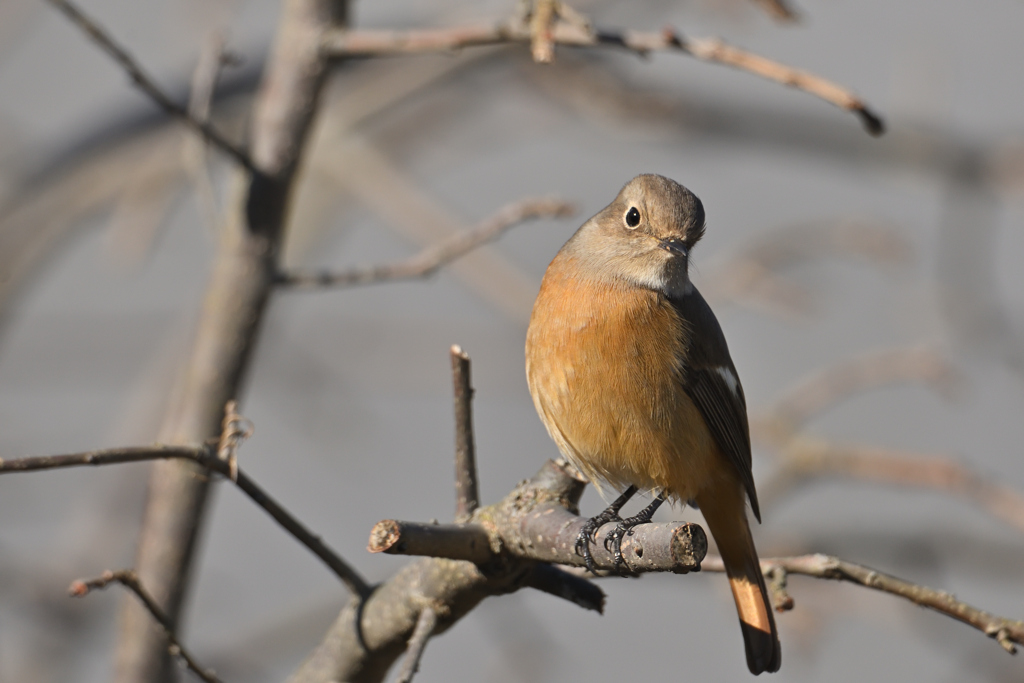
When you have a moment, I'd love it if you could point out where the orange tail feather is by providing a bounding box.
[696,483,781,675]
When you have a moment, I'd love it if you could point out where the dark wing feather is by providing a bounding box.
[670,287,761,522]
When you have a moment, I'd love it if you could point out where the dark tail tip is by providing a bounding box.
[740,621,781,675]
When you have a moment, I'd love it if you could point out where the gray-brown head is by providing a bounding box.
[565,174,706,296]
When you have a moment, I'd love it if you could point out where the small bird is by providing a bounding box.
[525,174,781,674]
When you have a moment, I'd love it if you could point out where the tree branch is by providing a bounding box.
[394,607,437,683]
[69,570,221,683]
[450,346,480,522]
[320,21,884,135]
[116,2,348,680]
[0,444,372,599]
[757,440,1024,534]
[702,553,1024,654]
[286,460,620,683]
[749,0,800,22]
[276,198,574,289]
[42,0,255,171]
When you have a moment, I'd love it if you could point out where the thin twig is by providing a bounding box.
[530,0,557,63]
[450,346,479,521]
[394,607,438,683]
[276,197,574,288]
[320,21,883,135]
[184,30,229,229]
[702,553,1024,654]
[749,0,800,22]
[69,570,222,683]
[43,0,255,171]
[0,445,372,599]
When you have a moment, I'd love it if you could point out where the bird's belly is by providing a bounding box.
[526,281,720,501]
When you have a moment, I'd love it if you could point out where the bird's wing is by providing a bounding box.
[670,288,761,521]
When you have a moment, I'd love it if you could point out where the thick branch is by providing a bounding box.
[287,460,615,683]
[370,460,706,574]
[43,0,254,170]
[450,345,480,521]
[117,2,346,681]
[320,22,883,135]
[70,570,221,683]
[702,553,1024,654]
[0,445,371,598]
[276,198,573,288]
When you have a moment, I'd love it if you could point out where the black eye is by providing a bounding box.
[625,207,641,228]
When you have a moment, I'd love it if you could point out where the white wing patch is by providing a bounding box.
[714,365,740,397]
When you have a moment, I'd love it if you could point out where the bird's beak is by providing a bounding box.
[659,238,688,258]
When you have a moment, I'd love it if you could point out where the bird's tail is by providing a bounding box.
[696,483,781,675]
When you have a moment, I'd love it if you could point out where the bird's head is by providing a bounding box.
[569,174,705,296]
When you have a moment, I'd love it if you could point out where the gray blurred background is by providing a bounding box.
[0,0,1022,681]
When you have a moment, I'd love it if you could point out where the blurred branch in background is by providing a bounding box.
[277,197,574,289]
[700,219,912,317]
[753,346,1024,533]
[42,0,254,170]
[321,14,884,135]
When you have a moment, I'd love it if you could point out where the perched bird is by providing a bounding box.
[525,174,781,674]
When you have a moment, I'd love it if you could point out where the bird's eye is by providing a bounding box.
[625,207,641,228]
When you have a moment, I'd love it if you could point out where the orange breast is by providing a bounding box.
[526,254,722,501]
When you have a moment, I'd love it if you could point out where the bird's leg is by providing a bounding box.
[604,493,667,573]
[575,485,637,573]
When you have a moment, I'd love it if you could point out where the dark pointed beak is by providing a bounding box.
[659,238,688,258]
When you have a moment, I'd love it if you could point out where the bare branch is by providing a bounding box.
[369,460,706,575]
[524,563,605,613]
[69,570,221,683]
[757,346,957,434]
[320,21,884,135]
[369,520,493,562]
[42,0,255,171]
[276,197,574,288]
[749,0,800,22]
[118,2,348,679]
[757,440,1024,533]
[530,0,557,63]
[394,607,438,683]
[450,346,480,521]
[700,220,911,317]
[702,553,1024,654]
[0,444,372,599]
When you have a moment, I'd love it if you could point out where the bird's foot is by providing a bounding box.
[574,485,637,573]
[603,494,666,574]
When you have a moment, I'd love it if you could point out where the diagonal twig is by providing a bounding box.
[0,444,372,599]
[276,197,574,288]
[42,0,255,171]
[69,570,221,683]
[394,606,438,683]
[320,21,884,135]
[702,553,1024,654]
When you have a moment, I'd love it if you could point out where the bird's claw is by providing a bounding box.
[575,509,622,574]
